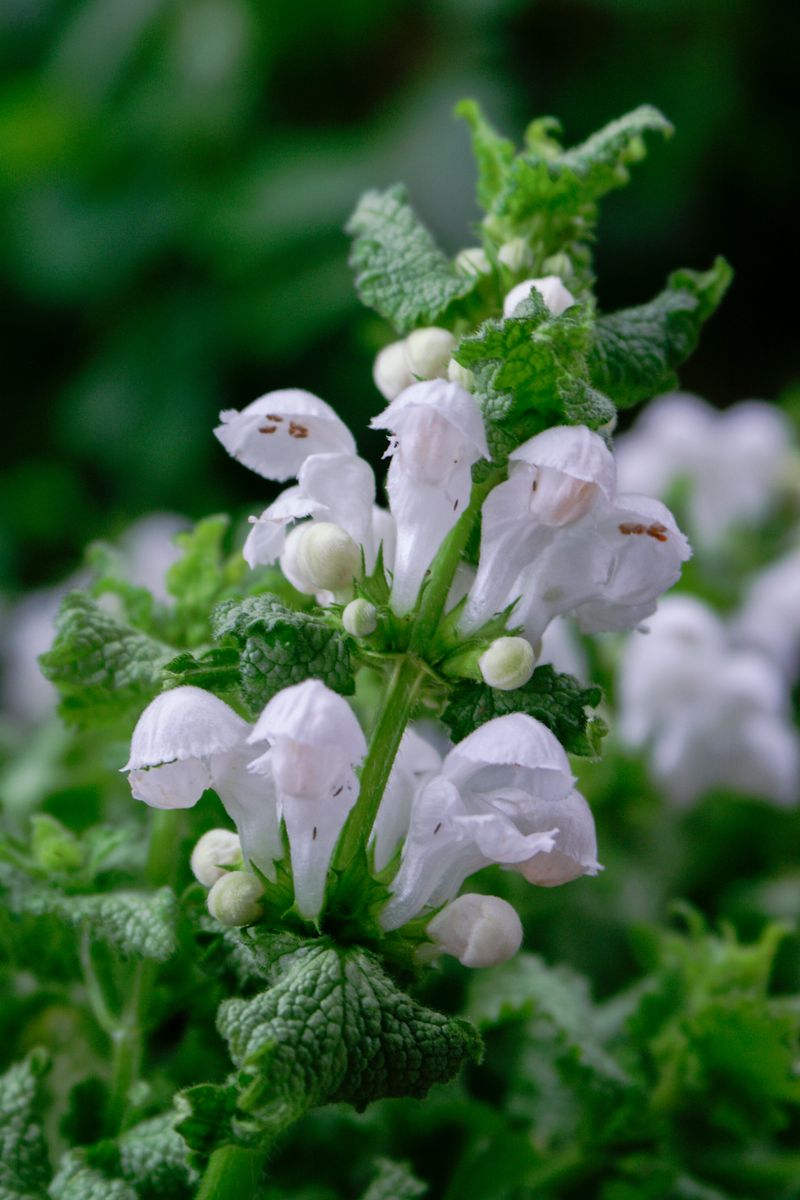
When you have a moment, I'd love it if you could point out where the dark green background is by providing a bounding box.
[2,0,797,594]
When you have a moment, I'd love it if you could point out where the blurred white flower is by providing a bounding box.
[733,546,800,682]
[619,596,800,806]
[615,392,791,547]
[381,712,599,930]
[371,380,488,616]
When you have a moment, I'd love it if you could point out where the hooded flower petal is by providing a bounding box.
[381,713,582,930]
[215,389,356,482]
[514,789,600,886]
[460,426,614,634]
[247,680,367,918]
[371,380,488,616]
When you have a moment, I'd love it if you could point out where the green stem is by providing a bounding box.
[335,655,425,868]
[196,1144,269,1200]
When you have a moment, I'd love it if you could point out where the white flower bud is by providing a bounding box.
[479,637,537,690]
[405,327,456,382]
[190,828,242,888]
[342,598,377,637]
[456,246,491,276]
[426,893,523,968]
[206,871,264,927]
[447,358,474,389]
[373,340,414,401]
[503,275,575,319]
[282,521,361,594]
[498,237,531,273]
[542,252,573,279]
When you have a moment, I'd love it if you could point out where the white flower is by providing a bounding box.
[503,275,575,319]
[615,392,791,547]
[371,726,442,873]
[537,616,588,682]
[460,425,616,634]
[381,713,598,930]
[618,597,800,806]
[190,828,242,887]
[733,547,800,682]
[247,680,366,919]
[425,893,523,968]
[371,380,488,616]
[123,687,283,878]
[214,388,355,482]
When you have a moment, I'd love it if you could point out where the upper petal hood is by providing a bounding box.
[215,389,356,482]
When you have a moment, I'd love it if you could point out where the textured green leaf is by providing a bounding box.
[346,185,476,334]
[589,258,732,408]
[38,593,169,726]
[360,1158,427,1200]
[212,595,354,712]
[162,646,242,694]
[442,664,606,757]
[0,1053,50,1200]
[1,867,177,961]
[216,935,481,1138]
[173,1084,239,1159]
[83,1114,197,1200]
[48,1157,136,1200]
[165,516,245,646]
[455,99,515,212]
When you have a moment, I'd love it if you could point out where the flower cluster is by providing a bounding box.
[123,274,693,968]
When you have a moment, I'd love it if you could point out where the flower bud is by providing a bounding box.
[426,894,523,968]
[342,598,377,637]
[542,252,573,280]
[207,870,264,927]
[479,636,537,690]
[447,358,474,389]
[503,275,575,319]
[405,327,456,381]
[456,246,491,276]
[373,340,414,401]
[190,828,242,888]
[497,237,531,272]
[282,521,361,594]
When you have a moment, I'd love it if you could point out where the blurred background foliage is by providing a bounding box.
[1,0,798,595]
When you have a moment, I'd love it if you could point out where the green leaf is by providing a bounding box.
[38,593,169,727]
[1,867,177,961]
[346,185,476,334]
[162,647,242,694]
[216,934,481,1139]
[455,99,515,212]
[165,516,246,646]
[442,664,606,757]
[173,1084,239,1160]
[588,258,733,408]
[83,1114,197,1200]
[48,1157,136,1200]
[0,1052,50,1200]
[467,952,628,1085]
[212,595,354,713]
[453,295,613,457]
[360,1158,427,1200]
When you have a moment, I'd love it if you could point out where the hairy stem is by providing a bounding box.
[196,1144,270,1200]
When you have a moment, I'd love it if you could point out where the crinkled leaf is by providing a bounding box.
[442,664,606,757]
[360,1158,427,1200]
[1,867,177,961]
[38,593,169,727]
[468,952,628,1085]
[165,516,245,646]
[588,258,733,409]
[82,1114,197,1200]
[216,935,481,1138]
[48,1157,136,1200]
[346,185,476,334]
[212,595,354,712]
[455,99,515,212]
[162,646,242,694]
[0,1052,50,1200]
[173,1084,239,1160]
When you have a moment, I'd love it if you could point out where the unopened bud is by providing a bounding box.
[479,637,537,690]
[426,894,523,968]
[342,598,377,637]
[447,358,474,389]
[282,521,361,594]
[405,327,456,381]
[541,252,573,280]
[207,871,264,927]
[498,237,531,273]
[503,275,575,319]
[373,340,414,401]
[190,828,242,888]
[456,246,491,276]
